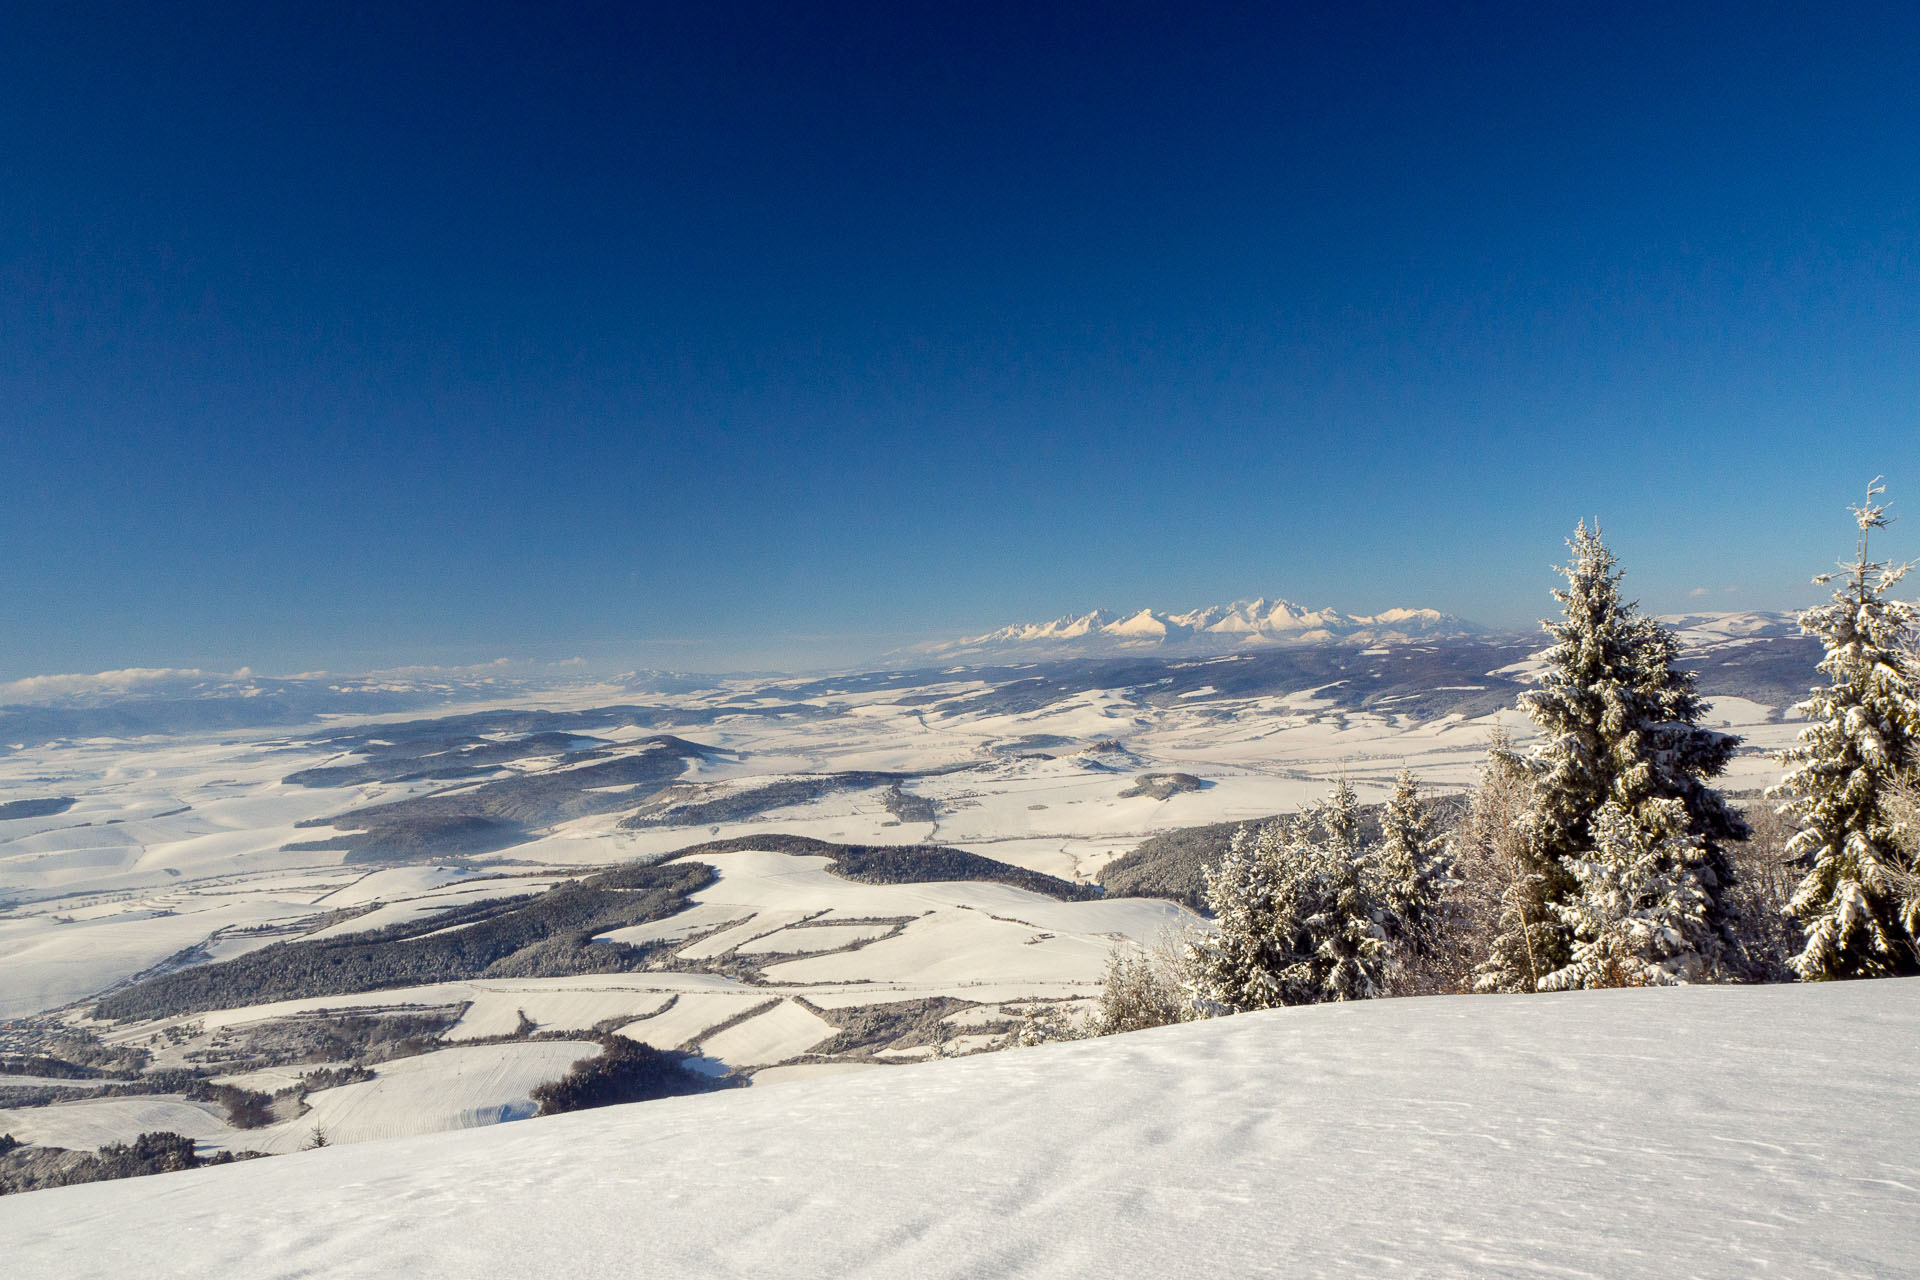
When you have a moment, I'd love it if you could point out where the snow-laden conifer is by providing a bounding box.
[1291,779,1391,1003]
[1486,522,1745,989]
[1374,766,1448,951]
[1188,780,1389,1010]
[1187,824,1285,1012]
[1540,799,1725,988]
[1771,480,1920,980]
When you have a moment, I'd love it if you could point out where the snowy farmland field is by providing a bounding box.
[0,619,1825,1174]
[3,979,1914,1278]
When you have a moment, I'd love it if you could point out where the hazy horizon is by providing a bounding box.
[0,583,1852,694]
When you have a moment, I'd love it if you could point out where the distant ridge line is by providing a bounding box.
[898,596,1488,662]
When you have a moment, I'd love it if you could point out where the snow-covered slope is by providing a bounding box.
[7,979,1915,1278]
[1654,609,1803,645]
[908,597,1486,660]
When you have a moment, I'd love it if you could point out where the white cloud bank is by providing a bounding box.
[0,667,218,704]
[0,657,601,708]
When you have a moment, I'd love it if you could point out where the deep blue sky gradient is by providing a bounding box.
[3,2,1916,675]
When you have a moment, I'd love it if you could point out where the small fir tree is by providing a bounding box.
[1771,480,1920,980]
[1374,767,1448,950]
[1300,780,1392,1002]
[1187,823,1286,1012]
[1187,780,1390,1010]
[1278,779,1390,1003]
[1540,799,1727,988]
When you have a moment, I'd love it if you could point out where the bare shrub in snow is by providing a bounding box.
[1724,799,1804,981]
[1011,1001,1084,1046]
[1435,730,1540,995]
[1087,935,1198,1036]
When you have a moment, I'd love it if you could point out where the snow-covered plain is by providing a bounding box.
[1,625,1817,1162]
[0,667,1505,1019]
[6,979,1915,1278]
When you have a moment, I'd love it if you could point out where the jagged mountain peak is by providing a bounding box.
[906,597,1484,662]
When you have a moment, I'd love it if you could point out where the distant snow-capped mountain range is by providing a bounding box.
[901,600,1816,664]
[905,597,1490,661]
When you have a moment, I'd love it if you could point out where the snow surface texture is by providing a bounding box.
[7,980,1916,1278]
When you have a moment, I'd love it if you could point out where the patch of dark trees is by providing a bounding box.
[284,815,531,863]
[287,704,841,781]
[189,1083,274,1129]
[799,996,980,1057]
[93,861,716,1022]
[664,834,1101,902]
[0,796,76,821]
[0,1054,106,1080]
[0,1131,263,1197]
[529,1036,734,1116]
[1118,773,1206,801]
[880,783,936,824]
[204,1011,464,1072]
[622,770,954,829]
[282,731,614,789]
[285,735,718,862]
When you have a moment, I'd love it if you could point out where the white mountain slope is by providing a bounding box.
[8,980,1916,1279]
[1653,609,1803,645]
[907,596,1485,661]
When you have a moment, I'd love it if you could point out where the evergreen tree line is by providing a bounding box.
[1088,483,1920,1033]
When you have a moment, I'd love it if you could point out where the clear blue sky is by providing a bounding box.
[3,2,1915,677]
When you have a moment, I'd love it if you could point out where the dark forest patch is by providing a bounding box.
[93,861,716,1022]
[664,834,1099,902]
[1118,773,1205,800]
[0,796,76,821]
[530,1036,735,1115]
[286,736,719,861]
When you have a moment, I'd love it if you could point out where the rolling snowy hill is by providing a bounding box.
[0,615,1827,1171]
[4,979,1915,1278]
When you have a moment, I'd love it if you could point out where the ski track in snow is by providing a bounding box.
[4,980,1915,1278]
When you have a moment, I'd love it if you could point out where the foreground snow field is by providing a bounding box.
[8,980,1916,1278]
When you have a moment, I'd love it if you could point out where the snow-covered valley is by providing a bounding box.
[0,622,1821,1180]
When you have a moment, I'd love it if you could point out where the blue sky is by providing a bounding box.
[3,2,1915,677]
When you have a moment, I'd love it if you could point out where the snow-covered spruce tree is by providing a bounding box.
[1771,481,1920,980]
[1187,780,1390,1010]
[1539,799,1725,988]
[1186,822,1285,1012]
[1374,766,1448,952]
[1292,779,1391,1003]
[1487,522,1746,990]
